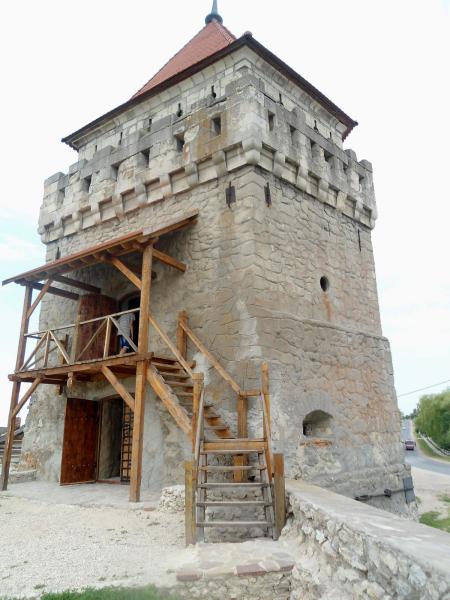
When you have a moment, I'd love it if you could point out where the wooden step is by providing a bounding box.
[196,500,269,506]
[201,449,264,455]
[153,363,184,372]
[203,439,266,452]
[176,392,194,398]
[204,425,230,430]
[198,482,268,489]
[196,521,273,528]
[166,381,193,389]
[156,367,190,379]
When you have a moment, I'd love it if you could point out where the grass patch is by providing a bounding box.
[439,494,450,504]
[413,427,450,463]
[39,587,175,600]
[419,511,450,533]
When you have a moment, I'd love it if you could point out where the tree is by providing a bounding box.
[415,389,450,449]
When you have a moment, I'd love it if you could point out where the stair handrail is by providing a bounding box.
[148,313,195,379]
[260,391,274,482]
[179,320,241,394]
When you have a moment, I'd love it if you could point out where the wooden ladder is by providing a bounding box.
[196,438,276,540]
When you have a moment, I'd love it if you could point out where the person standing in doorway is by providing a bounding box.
[117,311,135,354]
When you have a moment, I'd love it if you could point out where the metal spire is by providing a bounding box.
[205,0,223,24]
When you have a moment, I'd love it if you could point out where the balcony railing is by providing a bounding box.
[19,308,140,372]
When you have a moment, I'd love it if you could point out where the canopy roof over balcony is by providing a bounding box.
[2,209,198,289]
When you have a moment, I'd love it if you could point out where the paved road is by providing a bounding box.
[402,419,450,475]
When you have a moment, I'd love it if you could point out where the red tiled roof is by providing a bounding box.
[132,19,236,99]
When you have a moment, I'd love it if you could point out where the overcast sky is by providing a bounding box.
[1,0,449,426]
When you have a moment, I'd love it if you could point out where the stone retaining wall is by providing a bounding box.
[284,480,450,599]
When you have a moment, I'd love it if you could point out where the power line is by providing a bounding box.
[398,379,450,398]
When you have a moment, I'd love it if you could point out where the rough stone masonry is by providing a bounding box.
[17,17,412,514]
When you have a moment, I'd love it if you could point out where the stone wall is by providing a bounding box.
[284,481,450,600]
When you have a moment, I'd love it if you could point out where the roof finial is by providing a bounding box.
[205,0,223,24]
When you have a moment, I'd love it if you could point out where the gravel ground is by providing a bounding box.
[0,483,191,599]
[412,466,450,516]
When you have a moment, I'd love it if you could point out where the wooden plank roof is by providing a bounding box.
[3,209,198,287]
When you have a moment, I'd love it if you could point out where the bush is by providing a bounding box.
[415,389,450,450]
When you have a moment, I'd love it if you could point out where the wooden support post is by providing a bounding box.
[192,373,204,451]
[273,453,286,539]
[177,311,188,360]
[1,285,32,491]
[130,244,153,503]
[185,460,197,546]
[234,393,248,482]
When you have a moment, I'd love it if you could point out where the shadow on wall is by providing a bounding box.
[302,409,333,438]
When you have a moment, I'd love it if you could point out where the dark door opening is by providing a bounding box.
[98,398,135,484]
[60,398,100,485]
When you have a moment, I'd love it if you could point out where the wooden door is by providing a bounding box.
[76,294,118,360]
[60,398,100,484]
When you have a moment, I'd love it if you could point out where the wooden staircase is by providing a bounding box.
[146,312,285,545]
[196,438,276,540]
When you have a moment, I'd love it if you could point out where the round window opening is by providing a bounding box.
[320,276,330,292]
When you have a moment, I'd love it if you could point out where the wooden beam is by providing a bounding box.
[191,373,203,450]
[1,286,32,491]
[180,322,240,394]
[148,315,194,378]
[101,366,135,412]
[52,275,101,294]
[12,377,42,419]
[107,256,142,290]
[76,319,107,361]
[12,352,153,380]
[234,393,249,482]
[26,282,79,302]
[27,279,53,319]
[273,453,286,539]
[177,311,188,360]
[48,330,70,364]
[185,460,197,546]
[130,244,153,503]
[147,365,191,435]
[153,248,186,272]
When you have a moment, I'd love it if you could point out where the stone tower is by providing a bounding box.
[6,3,410,513]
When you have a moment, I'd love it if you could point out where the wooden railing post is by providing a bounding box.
[234,392,248,482]
[273,453,286,539]
[185,460,197,546]
[192,373,204,451]
[177,311,188,360]
[1,285,33,491]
